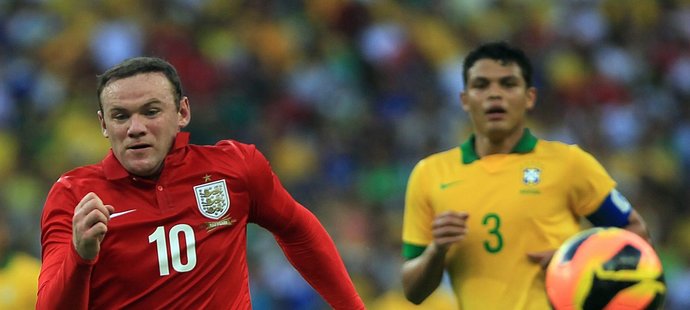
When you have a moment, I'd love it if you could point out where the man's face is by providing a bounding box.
[98,72,190,177]
[461,59,536,140]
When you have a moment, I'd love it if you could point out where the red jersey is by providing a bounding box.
[38,132,363,309]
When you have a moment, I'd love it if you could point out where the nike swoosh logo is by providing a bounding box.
[110,209,137,219]
[440,180,464,190]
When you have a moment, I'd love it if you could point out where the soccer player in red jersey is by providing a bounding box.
[37,57,365,309]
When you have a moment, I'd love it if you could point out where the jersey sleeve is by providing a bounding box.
[37,177,95,310]
[230,143,364,309]
[402,159,435,258]
[566,145,617,217]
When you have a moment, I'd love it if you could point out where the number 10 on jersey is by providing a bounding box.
[148,224,198,276]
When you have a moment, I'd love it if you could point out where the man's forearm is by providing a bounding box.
[624,209,650,242]
[37,245,93,310]
[401,243,447,305]
[274,207,364,310]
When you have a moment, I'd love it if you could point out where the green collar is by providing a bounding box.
[460,128,538,164]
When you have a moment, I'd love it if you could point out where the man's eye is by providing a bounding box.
[501,78,520,87]
[112,114,128,120]
[145,109,160,116]
[472,82,488,89]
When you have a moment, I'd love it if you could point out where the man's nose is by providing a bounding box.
[127,114,146,137]
[487,82,503,98]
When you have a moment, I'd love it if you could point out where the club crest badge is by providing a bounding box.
[194,179,230,219]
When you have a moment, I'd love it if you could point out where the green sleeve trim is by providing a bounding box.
[402,243,427,260]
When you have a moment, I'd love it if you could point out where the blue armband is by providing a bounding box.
[586,189,632,227]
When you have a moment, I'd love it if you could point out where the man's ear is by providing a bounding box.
[460,91,469,112]
[525,87,537,111]
[97,110,108,138]
[178,96,191,128]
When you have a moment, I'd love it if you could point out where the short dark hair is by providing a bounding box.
[96,57,184,111]
[462,41,533,88]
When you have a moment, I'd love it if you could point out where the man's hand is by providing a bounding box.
[72,192,114,260]
[527,250,556,270]
[431,211,469,253]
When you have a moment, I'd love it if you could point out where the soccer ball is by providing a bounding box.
[546,227,666,310]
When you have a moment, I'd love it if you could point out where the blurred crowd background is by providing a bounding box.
[1,0,689,309]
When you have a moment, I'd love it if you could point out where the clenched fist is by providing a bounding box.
[72,192,115,260]
[432,211,469,253]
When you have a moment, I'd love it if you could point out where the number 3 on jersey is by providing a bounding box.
[482,213,503,253]
[148,224,198,276]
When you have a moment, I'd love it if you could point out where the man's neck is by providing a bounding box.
[474,127,525,158]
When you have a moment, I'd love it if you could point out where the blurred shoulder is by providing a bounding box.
[53,163,105,188]
[191,139,263,161]
[415,147,461,168]
[535,138,590,156]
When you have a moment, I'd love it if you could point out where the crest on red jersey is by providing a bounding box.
[193,179,230,219]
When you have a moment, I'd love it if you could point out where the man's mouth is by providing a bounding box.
[128,143,151,150]
[485,107,507,119]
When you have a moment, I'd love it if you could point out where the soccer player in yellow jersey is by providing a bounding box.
[401,42,651,309]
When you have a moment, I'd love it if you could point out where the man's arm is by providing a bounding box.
[37,243,96,310]
[585,189,651,241]
[527,210,652,269]
[37,191,113,310]
[401,211,468,304]
[240,144,364,309]
[528,192,652,269]
[401,242,448,304]
[623,209,650,241]
[270,204,364,310]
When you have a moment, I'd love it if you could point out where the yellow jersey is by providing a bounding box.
[402,129,615,310]
[0,252,41,310]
